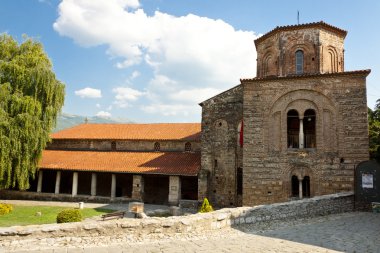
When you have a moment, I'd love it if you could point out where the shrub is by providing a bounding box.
[56,209,83,223]
[199,198,214,213]
[0,203,13,215]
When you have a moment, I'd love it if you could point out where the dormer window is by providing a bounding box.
[295,50,304,74]
[154,142,160,151]
[185,142,192,152]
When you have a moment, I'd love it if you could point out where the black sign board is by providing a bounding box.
[355,160,380,210]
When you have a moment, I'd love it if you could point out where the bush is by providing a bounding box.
[199,198,214,213]
[0,203,13,215]
[56,209,83,223]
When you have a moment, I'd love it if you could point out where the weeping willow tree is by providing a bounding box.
[0,34,65,190]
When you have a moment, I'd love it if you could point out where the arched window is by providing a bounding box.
[154,142,160,151]
[185,142,192,152]
[287,110,299,148]
[237,121,243,147]
[263,55,271,77]
[295,50,304,74]
[304,109,316,148]
[237,167,243,195]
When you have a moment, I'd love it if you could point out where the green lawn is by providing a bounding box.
[0,205,113,227]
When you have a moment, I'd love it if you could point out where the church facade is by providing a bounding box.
[23,22,371,208]
[33,123,201,205]
[199,21,370,207]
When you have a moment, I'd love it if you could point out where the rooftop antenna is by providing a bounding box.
[297,10,300,25]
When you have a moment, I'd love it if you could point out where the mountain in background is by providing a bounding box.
[53,112,133,132]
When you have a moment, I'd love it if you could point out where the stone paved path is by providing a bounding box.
[2,212,380,253]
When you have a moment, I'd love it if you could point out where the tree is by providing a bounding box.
[0,34,65,190]
[199,198,214,213]
[368,100,380,159]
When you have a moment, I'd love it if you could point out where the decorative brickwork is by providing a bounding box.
[200,22,370,207]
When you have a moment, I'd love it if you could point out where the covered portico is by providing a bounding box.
[36,150,200,205]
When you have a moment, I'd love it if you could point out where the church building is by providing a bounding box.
[199,21,370,207]
[33,123,201,205]
[20,21,370,208]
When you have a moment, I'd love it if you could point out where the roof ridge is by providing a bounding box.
[255,21,347,45]
[241,69,371,82]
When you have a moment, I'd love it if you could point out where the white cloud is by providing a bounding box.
[141,104,196,117]
[95,103,101,108]
[75,87,102,98]
[96,111,112,118]
[130,70,140,79]
[54,0,258,118]
[168,88,222,104]
[112,87,145,108]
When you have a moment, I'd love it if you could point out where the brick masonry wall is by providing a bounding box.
[242,73,369,205]
[0,192,354,249]
[49,139,200,152]
[256,27,345,78]
[200,85,243,207]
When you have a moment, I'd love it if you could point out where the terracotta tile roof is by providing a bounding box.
[39,150,200,176]
[240,69,371,82]
[255,21,347,45]
[51,123,201,141]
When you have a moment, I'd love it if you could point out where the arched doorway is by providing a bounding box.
[290,174,311,199]
[291,175,299,197]
[302,176,310,197]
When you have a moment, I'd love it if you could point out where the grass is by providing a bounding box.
[0,205,113,227]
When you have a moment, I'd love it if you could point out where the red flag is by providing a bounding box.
[239,120,243,147]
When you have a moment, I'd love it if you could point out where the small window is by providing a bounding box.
[304,109,316,148]
[111,141,116,151]
[287,110,300,148]
[295,50,304,74]
[185,142,192,152]
[154,142,160,151]
[237,167,243,195]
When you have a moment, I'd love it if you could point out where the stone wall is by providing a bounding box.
[0,192,354,249]
[199,85,243,207]
[49,139,201,152]
[255,26,345,78]
[242,72,369,205]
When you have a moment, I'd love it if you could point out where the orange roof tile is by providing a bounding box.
[51,123,201,141]
[39,150,200,176]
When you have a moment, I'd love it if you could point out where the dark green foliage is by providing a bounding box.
[56,209,82,223]
[0,203,13,215]
[199,198,214,213]
[368,101,380,160]
[0,34,65,189]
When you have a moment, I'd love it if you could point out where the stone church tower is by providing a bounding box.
[199,21,370,207]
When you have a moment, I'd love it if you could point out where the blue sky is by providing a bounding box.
[1,0,379,123]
